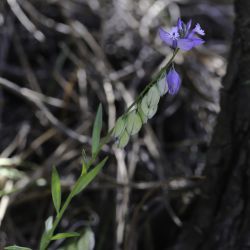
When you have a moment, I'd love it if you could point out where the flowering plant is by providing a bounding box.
[5,18,204,250]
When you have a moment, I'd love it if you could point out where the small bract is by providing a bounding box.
[126,110,142,136]
[113,116,126,138]
[157,76,168,96]
[137,104,148,124]
[140,85,160,119]
[118,130,130,148]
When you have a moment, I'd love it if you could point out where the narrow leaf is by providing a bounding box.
[51,232,80,240]
[72,157,108,196]
[92,104,103,156]
[4,246,32,250]
[51,167,61,213]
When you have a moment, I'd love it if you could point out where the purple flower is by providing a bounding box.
[159,18,205,51]
[166,68,181,95]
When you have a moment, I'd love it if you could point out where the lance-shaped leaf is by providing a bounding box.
[4,246,32,250]
[51,232,80,240]
[118,130,130,148]
[141,85,160,119]
[113,116,126,138]
[157,76,168,96]
[126,110,142,136]
[51,167,61,214]
[72,157,108,196]
[92,104,103,157]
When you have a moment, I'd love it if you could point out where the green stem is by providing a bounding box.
[39,48,179,250]
[126,48,179,113]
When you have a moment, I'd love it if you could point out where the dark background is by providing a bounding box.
[1,0,246,250]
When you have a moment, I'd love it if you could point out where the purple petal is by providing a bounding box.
[177,18,183,30]
[166,68,181,95]
[192,38,205,46]
[186,20,192,33]
[177,38,194,51]
[159,28,173,47]
[187,30,195,39]
[194,23,205,36]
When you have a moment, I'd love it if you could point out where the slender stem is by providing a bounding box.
[126,48,179,113]
[39,193,74,250]
[39,48,179,250]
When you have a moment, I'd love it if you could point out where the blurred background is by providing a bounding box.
[0,0,234,249]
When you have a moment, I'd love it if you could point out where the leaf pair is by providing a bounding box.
[51,156,108,211]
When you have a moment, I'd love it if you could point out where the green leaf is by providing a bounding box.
[72,157,108,196]
[126,110,142,135]
[51,167,61,213]
[81,148,88,175]
[56,228,95,250]
[157,77,168,96]
[137,105,148,124]
[92,104,103,157]
[39,216,54,250]
[4,246,31,250]
[113,116,126,138]
[118,130,130,148]
[81,160,87,175]
[140,85,160,119]
[39,230,52,250]
[145,85,160,107]
[51,232,80,240]
[140,98,158,119]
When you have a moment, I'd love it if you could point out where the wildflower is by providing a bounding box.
[166,68,181,95]
[159,18,205,51]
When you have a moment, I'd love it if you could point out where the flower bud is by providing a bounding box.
[166,68,181,95]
